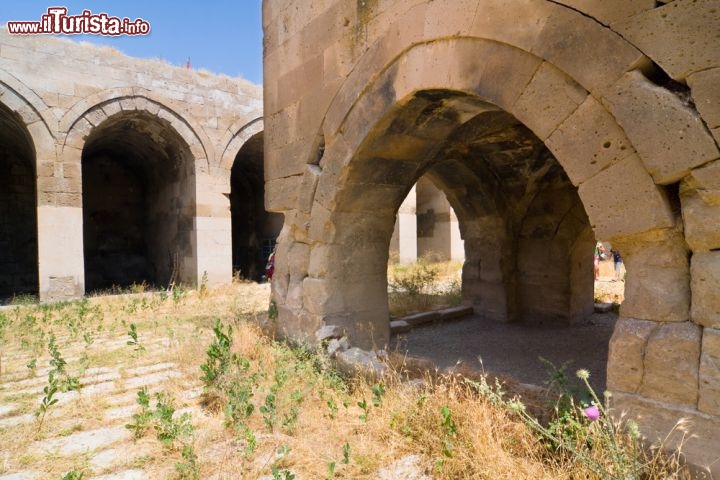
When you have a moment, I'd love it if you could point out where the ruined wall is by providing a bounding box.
[0,29,264,300]
[263,0,720,472]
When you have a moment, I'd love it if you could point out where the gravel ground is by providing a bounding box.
[392,280,624,395]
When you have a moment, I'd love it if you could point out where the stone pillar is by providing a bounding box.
[416,177,464,261]
[194,172,232,286]
[449,209,464,261]
[37,144,85,302]
[389,185,417,263]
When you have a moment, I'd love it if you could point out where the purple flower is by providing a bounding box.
[584,405,600,421]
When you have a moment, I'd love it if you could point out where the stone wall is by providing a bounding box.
[0,28,269,300]
[262,0,720,473]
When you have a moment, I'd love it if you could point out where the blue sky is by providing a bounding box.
[1,1,263,84]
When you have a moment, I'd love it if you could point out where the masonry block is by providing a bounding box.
[640,321,701,407]
[603,70,718,184]
[691,251,720,328]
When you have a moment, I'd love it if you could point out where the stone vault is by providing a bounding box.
[262,0,720,473]
[0,29,277,300]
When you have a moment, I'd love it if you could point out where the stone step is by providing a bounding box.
[30,425,130,456]
[394,305,474,330]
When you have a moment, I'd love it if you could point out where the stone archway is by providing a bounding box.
[264,0,720,471]
[293,90,598,349]
[0,101,38,300]
[230,131,283,280]
[274,38,678,348]
[80,110,197,291]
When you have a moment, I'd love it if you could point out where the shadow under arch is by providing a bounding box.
[81,109,198,291]
[0,101,39,300]
[230,129,283,280]
[317,88,597,347]
[295,38,678,352]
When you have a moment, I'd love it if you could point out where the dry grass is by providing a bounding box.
[388,259,463,317]
[0,281,685,479]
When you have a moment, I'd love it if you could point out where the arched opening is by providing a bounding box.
[593,241,627,307]
[389,175,465,317]
[0,102,38,301]
[390,176,465,264]
[230,131,282,280]
[331,90,612,389]
[82,111,196,292]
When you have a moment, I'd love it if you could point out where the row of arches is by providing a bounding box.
[0,90,278,301]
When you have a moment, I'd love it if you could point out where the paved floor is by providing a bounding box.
[392,312,616,394]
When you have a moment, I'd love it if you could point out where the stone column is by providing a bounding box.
[416,177,464,261]
[390,185,417,263]
[449,208,464,261]
[194,172,233,287]
[38,144,85,302]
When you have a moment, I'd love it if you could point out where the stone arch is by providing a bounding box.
[0,71,57,144]
[0,84,46,300]
[280,35,699,352]
[71,102,200,291]
[220,119,284,280]
[219,117,264,172]
[60,90,213,171]
[321,38,675,241]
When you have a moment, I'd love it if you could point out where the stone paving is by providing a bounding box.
[0,303,208,480]
[0,288,435,480]
[0,353,204,479]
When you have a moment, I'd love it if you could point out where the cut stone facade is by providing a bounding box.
[262,0,720,473]
[0,29,273,301]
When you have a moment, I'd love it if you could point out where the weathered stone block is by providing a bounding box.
[335,348,388,380]
[470,41,543,113]
[511,61,587,140]
[554,0,654,25]
[688,67,720,144]
[681,183,720,252]
[578,154,675,239]
[613,0,720,79]
[603,70,719,184]
[700,328,720,416]
[691,251,720,328]
[276,54,324,113]
[302,277,342,316]
[265,175,301,212]
[533,5,647,92]
[623,268,689,322]
[389,320,412,334]
[612,392,720,479]
[640,321,701,407]
[547,96,634,186]
[620,233,690,321]
[315,324,345,343]
[686,160,720,201]
[401,311,441,327]
[607,317,657,393]
[297,164,321,214]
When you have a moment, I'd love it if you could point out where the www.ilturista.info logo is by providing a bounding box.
[7,7,150,36]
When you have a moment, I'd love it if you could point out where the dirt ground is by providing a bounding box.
[392,279,625,395]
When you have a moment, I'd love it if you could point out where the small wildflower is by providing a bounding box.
[576,369,590,380]
[583,405,600,421]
